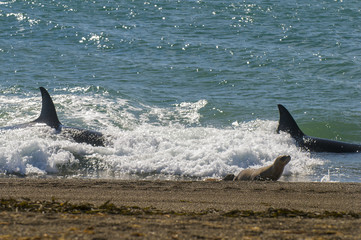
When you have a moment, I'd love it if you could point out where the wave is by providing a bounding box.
[0,117,322,180]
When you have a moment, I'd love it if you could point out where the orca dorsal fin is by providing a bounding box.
[33,87,61,129]
[277,104,304,139]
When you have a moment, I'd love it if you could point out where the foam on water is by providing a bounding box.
[105,120,321,180]
[0,90,323,180]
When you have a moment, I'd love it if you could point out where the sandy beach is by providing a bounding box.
[0,179,360,239]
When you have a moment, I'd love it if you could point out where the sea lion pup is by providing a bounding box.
[223,155,291,181]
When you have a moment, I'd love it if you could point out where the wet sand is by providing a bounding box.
[0,179,360,239]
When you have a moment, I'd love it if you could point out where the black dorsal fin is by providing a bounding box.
[277,104,304,139]
[33,87,61,129]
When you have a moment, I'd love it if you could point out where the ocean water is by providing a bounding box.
[0,0,360,182]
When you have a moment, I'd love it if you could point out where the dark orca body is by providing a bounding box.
[277,104,361,153]
[1,87,105,147]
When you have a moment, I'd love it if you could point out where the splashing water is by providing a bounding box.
[0,91,323,181]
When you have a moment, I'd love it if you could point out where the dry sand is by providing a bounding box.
[0,178,360,239]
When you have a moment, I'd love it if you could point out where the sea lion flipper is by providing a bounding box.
[223,174,235,181]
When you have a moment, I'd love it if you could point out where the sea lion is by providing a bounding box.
[223,155,291,181]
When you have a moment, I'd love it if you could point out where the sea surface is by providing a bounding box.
[0,0,360,182]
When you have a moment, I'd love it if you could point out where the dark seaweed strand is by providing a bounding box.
[0,198,359,219]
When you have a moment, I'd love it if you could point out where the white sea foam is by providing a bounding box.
[0,91,324,180]
[141,99,208,125]
[0,119,323,180]
[105,120,321,179]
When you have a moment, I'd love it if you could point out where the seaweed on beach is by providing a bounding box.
[0,198,360,219]
[222,208,361,219]
[0,198,158,215]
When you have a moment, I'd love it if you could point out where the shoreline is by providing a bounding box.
[1,179,360,239]
[1,179,360,212]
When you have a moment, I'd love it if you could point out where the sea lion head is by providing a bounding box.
[274,155,291,167]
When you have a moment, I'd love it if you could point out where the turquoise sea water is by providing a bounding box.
[0,0,360,182]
